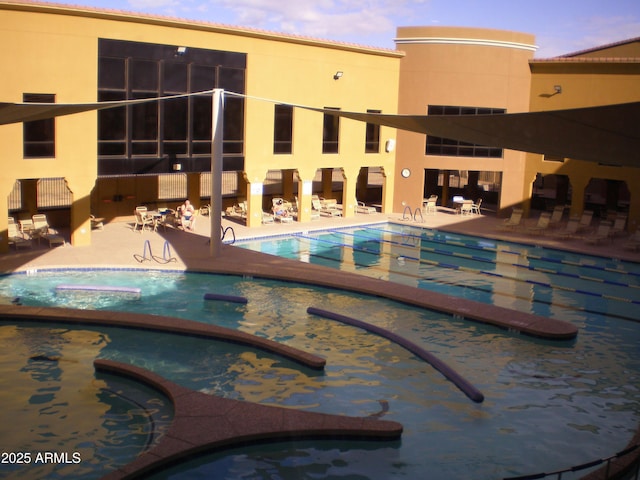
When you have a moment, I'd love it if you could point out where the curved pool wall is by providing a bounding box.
[0,268,639,479]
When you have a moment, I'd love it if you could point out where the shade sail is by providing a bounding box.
[1,90,638,167]
[300,102,640,167]
[0,90,215,125]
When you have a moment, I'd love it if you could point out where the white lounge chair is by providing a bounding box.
[8,221,31,249]
[527,212,551,235]
[356,200,376,214]
[584,221,612,245]
[497,209,523,231]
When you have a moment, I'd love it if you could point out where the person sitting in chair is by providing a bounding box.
[178,200,196,230]
[273,199,289,217]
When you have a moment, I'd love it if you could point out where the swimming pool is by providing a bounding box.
[1,266,639,479]
[238,222,640,322]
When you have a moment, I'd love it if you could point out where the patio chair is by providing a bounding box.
[423,196,437,215]
[460,201,473,216]
[90,215,104,230]
[133,210,153,233]
[526,212,551,235]
[497,209,523,231]
[471,198,482,215]
[584,221,612,245]
[8,221,32,249]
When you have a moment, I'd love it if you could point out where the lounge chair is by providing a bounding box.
[576,210,594,233]
[609,214,627,237]
[584,221,612,245]
[356,200,376,214]
[548,205,565,228]
[90,215,104,230]
[527,212,551,235]
[623,231,640,251]
[272,198,293,223]
[32,213,64,246]
[8,221,32,249]
[551,217,580,240]
[261,211,275,224]
[497,209,523,231]
[319,197,342,217]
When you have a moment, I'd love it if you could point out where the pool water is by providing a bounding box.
[238,223,640,322]
[1,264,639,479]
[0,322,174,480]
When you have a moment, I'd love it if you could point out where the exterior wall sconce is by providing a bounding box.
[172,163,182,171]
[553,85,562,94]
[333,71,343,80]
[176,46,187,56]
[385,139,396,152]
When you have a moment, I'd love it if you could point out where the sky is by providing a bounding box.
[68,0,638,57]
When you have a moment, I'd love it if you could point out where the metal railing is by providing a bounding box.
[402,205,424,223]
[504,443,640,480]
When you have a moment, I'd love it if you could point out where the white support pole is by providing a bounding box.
[210,89,224,257]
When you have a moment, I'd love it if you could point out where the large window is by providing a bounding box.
[274,104,293,154]
[426,105,505,158]
[98,39,246,175]
[23,93,55,158]
[322,107,340,154]
[365,110,381,153]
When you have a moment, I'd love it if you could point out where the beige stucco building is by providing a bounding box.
[1,1,638,253]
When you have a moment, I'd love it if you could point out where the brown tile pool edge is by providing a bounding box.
[191,245,579,341]
[0,305,326,369]
[95,359,403,480]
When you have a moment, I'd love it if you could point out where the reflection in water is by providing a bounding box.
[0,325,172,480]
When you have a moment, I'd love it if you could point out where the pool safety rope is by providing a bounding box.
[203,293,248,304]
[307,307,485,403]
[295,230,640,309]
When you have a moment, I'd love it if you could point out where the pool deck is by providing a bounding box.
[2,208,639,479]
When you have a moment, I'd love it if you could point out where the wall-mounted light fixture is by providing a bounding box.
[385,139,396,152]
[333,71,343,80]
[172,163,182,171]
[553,85,562,94]
[176,46,187,56]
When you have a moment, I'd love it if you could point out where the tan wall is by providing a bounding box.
[527,58,640,229]
[394,26,536,213]
[0,3,401,246]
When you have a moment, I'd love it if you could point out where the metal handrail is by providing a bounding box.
[503,443,640,480]
[413,207,424,223]
[221,225,236,244]
[402,205,413,221]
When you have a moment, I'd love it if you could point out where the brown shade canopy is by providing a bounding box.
[1,91,638,167]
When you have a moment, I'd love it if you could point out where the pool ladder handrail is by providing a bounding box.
[221,225,235,244]
[402,205,424,223]
[134,240,177,264]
